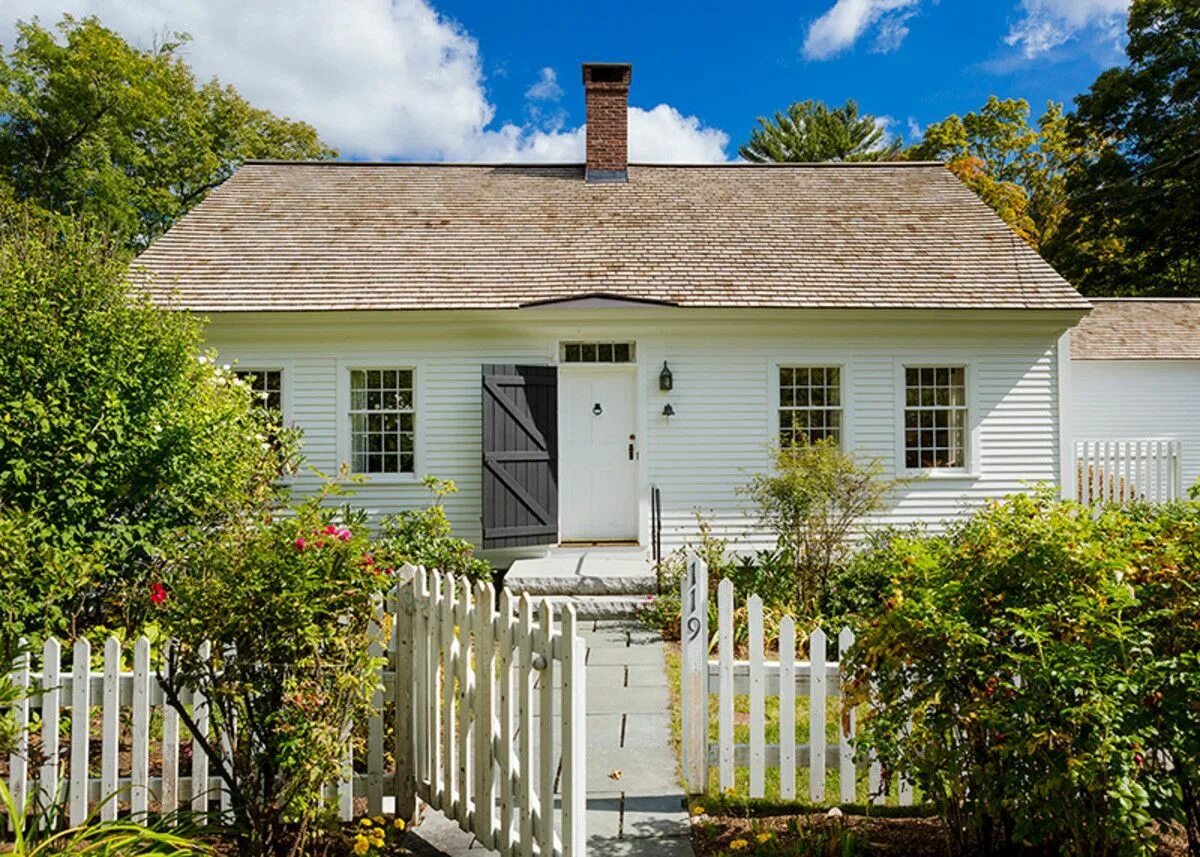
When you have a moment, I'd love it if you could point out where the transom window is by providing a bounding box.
[779,366,842,447]
[350,369,414,474]
[560,342,635,363]
[235,369,283,414]
[904,366,967,469]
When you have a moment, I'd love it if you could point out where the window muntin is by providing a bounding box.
[560,342,635,363]
[349,369,414,475]
[779,366,842,447]
[235,369,283,414]
[904,366,967,469]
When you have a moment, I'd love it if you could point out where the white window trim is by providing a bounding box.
[766,358,853,451]
[336,360,423,483]
[894,360,980,479]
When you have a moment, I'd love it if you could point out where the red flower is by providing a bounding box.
[150,582,168,606]
[323,524,338,536]
[294,537,307,552]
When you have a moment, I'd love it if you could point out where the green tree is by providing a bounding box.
[0,195,295,639]
[1047,0,1200,296]
[909,96,1077,248]
[739,99,901,163]
[0,15,334,249]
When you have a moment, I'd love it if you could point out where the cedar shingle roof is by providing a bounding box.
[133,161,1089,312]
[1071,299,1200,359]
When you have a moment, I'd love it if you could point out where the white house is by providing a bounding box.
[1070,299,1200,499]
[134,63,1090,594]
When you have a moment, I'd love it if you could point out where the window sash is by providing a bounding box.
[903,366,967,469]
[236,369,283,413]
[349,369,415,474]
[560,341,635,363]
[779,365,842,446]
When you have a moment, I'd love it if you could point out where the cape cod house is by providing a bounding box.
[135,63,1092,593]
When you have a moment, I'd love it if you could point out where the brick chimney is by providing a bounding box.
[582,63,632,183]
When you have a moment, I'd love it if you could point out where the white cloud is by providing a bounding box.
[0,0,730,162]
[906,117,923,142]
[524,67,562,102]
[1005,0,1129,57]
[803,0,921,60]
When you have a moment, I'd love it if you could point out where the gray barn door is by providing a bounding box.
[481,365,558,549]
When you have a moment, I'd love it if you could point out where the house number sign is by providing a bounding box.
[685,560,702,642]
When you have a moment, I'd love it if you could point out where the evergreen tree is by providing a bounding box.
[739,99,901,163]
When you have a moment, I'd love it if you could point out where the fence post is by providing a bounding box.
[393,565,418,823]
[680,554,709,794]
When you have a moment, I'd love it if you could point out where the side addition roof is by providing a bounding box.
[1071,299,1200,360]
[132,161,1090,313]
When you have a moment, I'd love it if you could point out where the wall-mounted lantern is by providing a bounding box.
[662,403,675,418]
[659,361,674,391]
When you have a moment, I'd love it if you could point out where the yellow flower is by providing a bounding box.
[691,805,706,816]
[359,817,373,827]
[724,787,736,797]
[352,836,370,855]
[756,831,773,843]
[729,839,750,851]
[393,818,407,830]
[373,815,385,826]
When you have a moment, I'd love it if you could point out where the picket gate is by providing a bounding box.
[1075,439,1182,505]
[680,558,911,806]
[4,565,587,857]
[410,568,586,857]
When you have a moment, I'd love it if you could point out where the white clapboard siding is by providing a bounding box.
[205,312,1068,553]
[686,574,916,807]
[1075,439,1182,504]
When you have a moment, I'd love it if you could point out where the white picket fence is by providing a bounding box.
[680,558,910,805]
[5,567,586,857]
[5,585,417,828]
[1075,439,1182,505]
[411,568,586,857]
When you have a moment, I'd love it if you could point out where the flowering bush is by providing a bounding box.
[349,815,408,855]
[158,486,391,855]
[845,490,1200,857]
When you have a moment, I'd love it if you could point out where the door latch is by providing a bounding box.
[593,403,603,416]
[628,434,636,460]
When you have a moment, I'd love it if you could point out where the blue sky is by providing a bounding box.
[443,0,1128,153]
[3,0,1131,161]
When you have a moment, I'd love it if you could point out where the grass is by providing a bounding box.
[664,642,920,808]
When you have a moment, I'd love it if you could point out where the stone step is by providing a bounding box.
[527,594,655,620]
[504,572,657,596]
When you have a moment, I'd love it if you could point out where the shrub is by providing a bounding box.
[0,198,294,639]
[157,487,389,854]
[1105,500,1200,856]
[845,491,1164,857]
[739,440,895,616]
[373,477,491,581]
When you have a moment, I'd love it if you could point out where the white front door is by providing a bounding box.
[559,366,639,541]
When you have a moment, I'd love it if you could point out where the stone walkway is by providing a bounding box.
[410,620,694,857]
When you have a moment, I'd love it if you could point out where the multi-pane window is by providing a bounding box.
[350,369,414,475]
[779,366,842,447]
[235,369,283,414]
[561,342,635,363]
[904,366,967,469]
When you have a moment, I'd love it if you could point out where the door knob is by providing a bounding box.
[593,403,602,415]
